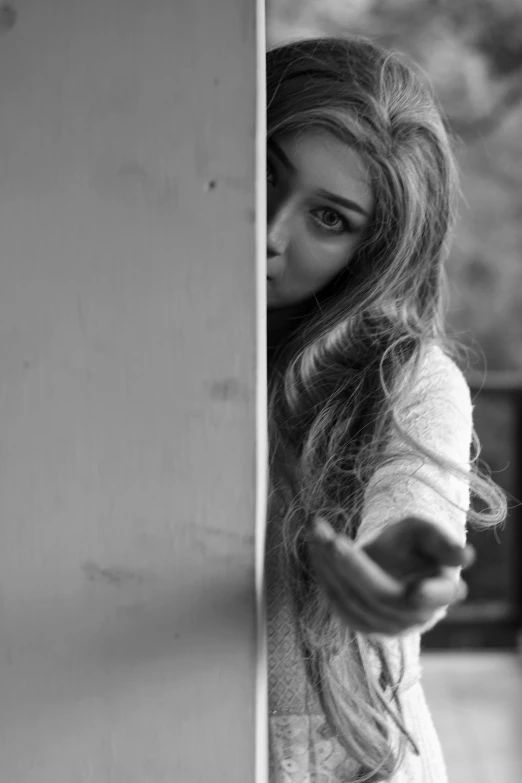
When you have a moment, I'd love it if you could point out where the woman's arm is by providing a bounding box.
[357,344,473,551]
[308,345,474,635]
[356,345,473,632]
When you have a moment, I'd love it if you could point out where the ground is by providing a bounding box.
[422,651,522,781]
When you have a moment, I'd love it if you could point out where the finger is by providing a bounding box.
[311,517,338,544]
[309,537,407,618]
[310,544,401,627]
[313,522,405,600]
[408,575,467,609]
[311,544,435,629]
[323,581,416,636]
[414,523,467,568]
[328,590,434,636]
[462,544,476,570]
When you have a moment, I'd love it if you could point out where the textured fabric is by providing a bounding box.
[266,345,473,782]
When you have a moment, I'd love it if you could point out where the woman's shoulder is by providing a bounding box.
[398,343,473,443]
[408,343,472,414]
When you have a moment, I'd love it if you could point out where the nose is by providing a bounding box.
[267,197,294,261]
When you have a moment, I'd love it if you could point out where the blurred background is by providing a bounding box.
[267,2,522,777]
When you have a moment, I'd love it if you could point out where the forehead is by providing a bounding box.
[273,129,374,216]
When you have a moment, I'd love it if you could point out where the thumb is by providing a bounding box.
[414,521,467,567]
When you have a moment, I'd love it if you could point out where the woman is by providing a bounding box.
[265,36,506,782]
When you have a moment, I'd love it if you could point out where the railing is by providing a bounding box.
[423,372,522,651]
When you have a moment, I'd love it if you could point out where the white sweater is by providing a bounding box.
[266,345,473,782]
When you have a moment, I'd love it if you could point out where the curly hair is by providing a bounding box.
[266,35,507,781]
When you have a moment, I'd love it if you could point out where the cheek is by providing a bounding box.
[292,234,356,285]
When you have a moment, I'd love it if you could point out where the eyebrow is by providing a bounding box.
[315,189,369,218]
[268,139,369,218]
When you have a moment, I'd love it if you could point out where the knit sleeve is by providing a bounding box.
[355,344,473,632]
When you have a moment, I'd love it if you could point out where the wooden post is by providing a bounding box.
[0,2,266,781]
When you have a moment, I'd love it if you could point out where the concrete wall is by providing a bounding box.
[0,2,262,780]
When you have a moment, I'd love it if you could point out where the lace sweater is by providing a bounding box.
[266,345,473,782]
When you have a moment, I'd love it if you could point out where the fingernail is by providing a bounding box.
[463,545,476,569]
[313,517,336,544]
[455,580,468,602]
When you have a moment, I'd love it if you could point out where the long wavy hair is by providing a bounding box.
[266,36,507,781]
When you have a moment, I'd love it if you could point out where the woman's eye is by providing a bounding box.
[311,208,349,234]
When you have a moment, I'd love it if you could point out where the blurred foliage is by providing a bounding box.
[267,0,522,371]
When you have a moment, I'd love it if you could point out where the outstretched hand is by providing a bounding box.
[308,516,475,636]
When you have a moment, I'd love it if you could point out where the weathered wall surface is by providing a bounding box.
[0,2,259,780]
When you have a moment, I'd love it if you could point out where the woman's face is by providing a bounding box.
[267,130,374,309]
